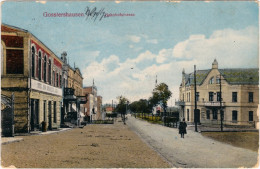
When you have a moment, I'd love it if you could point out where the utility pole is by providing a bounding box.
[220,74,223,132]
[194,65,198,132]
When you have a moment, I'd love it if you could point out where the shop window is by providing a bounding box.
[249,111,253,122]
[53,101,57,123]
[6,49,23,74]
[31,47,35,77]
[249,92,253,102]
[38,51,42,80]
[232,92,237,102]
[232,110,238,121]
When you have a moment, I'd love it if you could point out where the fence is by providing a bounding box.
[1,94,14,137]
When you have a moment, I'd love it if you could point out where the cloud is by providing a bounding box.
[172,26,258,69]
[82,26,258,104]
[146,39,158,44]
[126,35,141,43]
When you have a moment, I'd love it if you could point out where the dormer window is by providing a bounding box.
[209,77,214,84]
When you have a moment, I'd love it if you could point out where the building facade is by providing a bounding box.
[1,24,63,132]
[63,64,85,125]
[176,59,259,127]
[83,81,99,121]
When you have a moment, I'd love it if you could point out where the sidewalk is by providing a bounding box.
[1,128,71,145]
[126,115,258,168]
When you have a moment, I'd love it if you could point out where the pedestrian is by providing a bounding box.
[179,118,187,138]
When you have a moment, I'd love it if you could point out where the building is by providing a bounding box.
[63,63,85,126]
[83,81,99,121]
[1,24,63,133]
[97,96,104,120]
[176,59,259,127]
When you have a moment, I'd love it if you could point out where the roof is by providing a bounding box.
[2,23,63,63]
[183,68,259,86]
[184,69,211,86]
[219,68,259,85]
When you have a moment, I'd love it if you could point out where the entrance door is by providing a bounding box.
[48,101,52,130]
[30,99,35,131]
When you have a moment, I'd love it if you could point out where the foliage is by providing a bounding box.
[114,96,129,114]
[129,99,150,114]
[151,83,172,112]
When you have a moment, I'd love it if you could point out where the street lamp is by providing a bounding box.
[218,74,224,132]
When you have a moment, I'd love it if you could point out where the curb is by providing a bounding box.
[1,138,24,145]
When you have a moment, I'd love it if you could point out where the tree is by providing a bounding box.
[115,96,129,116]
[151,83,172,116]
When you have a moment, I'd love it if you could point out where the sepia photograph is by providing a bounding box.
[1,0,259,168]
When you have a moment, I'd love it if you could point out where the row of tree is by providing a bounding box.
[114,83,172,116]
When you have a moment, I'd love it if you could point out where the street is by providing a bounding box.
[126,115,258,168]
[1,119,170,168]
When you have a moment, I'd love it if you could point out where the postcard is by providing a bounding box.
[1,0,259,168]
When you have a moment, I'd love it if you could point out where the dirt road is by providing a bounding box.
[126,115,258,168]
[1,120,170,168]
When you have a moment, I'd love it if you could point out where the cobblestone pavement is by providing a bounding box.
[1,120,170,168]
[126,115,258,168]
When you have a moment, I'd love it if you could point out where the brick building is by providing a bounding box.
[1,24,63,132]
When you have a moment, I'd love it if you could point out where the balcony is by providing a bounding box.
[175,100,185,106]
[64,88,75,96]
[204,101,225,107]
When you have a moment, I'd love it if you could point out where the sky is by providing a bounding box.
[1,1,259,105]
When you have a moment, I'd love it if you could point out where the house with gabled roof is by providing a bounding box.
[176,59,259,128]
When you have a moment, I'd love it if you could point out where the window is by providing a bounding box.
[213,109,218,120]
[206,110,210,119]
[209,92,214,101]
[43,101,46,121]
[53,101,57,123]
[56,73,59,87]
[38,51,42,80]
[232,110,237,121]
[60,75,62,88]
[6,49,24,74]
[216,77,220,84]
[31,47,35,77]
[232,92,237,102]
[183,94,184,101]
[44,56,47,82]
[209,77,214,84]
[187,93,189,102]
[249,92,253,102]
[1,44,4,75]
[53,71,55,86]
[48,59,51,84]
[249,111,253,121]
[196,92,199,101]
[217,92,221,102]
[187,109,189,121]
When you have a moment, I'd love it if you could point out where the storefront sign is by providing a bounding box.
[31,79,62,96]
